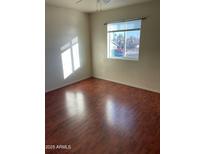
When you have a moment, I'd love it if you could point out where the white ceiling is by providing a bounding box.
[45,0,152,13]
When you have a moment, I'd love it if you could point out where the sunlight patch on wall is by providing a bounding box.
[72,43,80,71]
[61,48,73,79]
[61,37,81,79]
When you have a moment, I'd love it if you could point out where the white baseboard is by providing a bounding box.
[45,76,92,93]
[93,76,160,93]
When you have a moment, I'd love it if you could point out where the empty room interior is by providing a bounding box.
[45,0,160,153]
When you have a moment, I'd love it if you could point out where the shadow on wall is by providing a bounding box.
[61,37,80,79]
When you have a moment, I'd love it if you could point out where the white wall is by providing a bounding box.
[90,0,160,92]
[45,5,92,92]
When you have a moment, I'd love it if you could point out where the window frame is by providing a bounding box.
[107,20,142,61]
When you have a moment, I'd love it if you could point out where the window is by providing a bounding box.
[107,19,142,60]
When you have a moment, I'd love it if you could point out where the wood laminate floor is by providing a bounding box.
[46,78,160,154]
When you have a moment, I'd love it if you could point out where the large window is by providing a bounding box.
[107,19,142,60]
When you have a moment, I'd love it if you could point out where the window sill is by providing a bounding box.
[107,57,139,61]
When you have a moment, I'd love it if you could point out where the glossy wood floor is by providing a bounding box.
[46,78,160,154]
